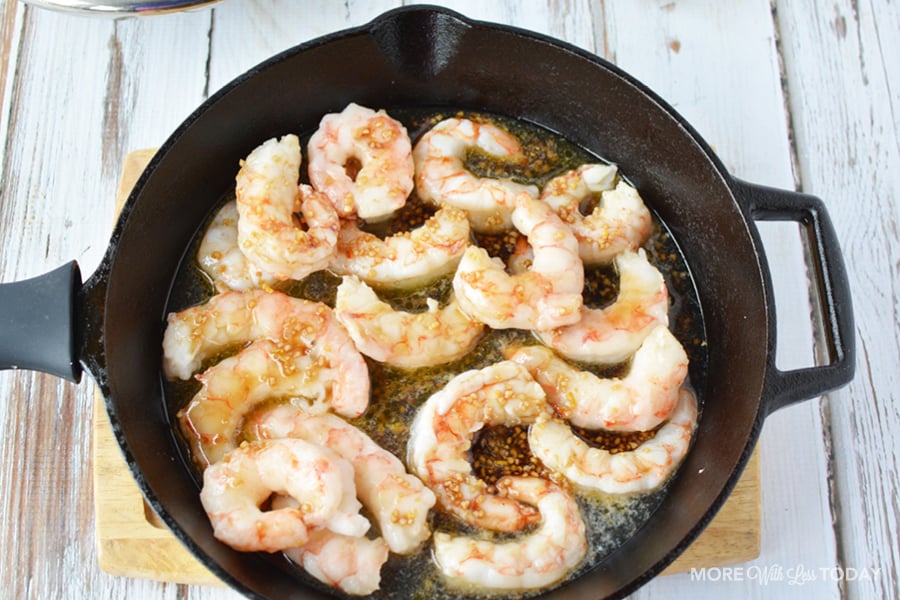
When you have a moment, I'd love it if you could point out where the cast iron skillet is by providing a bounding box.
[0,6,854,599]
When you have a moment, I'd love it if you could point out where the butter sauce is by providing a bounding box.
[162,108,707,599]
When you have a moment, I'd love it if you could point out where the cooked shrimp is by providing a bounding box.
[199,438,368,553]
[432,476,587,590]
[508,325,688,432]
[542,164,652,265]
[333,275,484,369]
[162,290,368,417]
[251,404,436,554]
[453,193,584,330]
[413,117,539,233]
[407,361,552,532]
[271,495,390,596]
[163,291,368,464]
[529,388,698,494]
[196,200,279,292]
[283,530,389,596]
[179,338,340,466]
[536,249,670,364]
[235,135,339,280]
[307,103,414,221]
[331,206,470,289]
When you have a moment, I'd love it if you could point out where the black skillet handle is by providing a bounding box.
[0,261,83,382]
[733,179,855,415]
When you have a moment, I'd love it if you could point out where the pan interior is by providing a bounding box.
[159,107,709,599]
[100,7,769,599]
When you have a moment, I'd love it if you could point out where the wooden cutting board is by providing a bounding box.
[92,150,761,586]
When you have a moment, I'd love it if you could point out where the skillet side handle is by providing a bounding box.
[0,261,83,382]
[734,179,855,415]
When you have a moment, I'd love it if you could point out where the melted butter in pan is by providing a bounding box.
[163,108,708,599]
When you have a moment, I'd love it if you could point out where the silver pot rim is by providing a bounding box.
[23,0,222,16]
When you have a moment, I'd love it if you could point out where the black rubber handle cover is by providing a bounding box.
[0,261,82,382]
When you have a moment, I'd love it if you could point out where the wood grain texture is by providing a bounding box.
[775,0,900,597]
[0,7,115,600]
[0,0,23,172]
[0,6,210,600]
[0,0,894,599]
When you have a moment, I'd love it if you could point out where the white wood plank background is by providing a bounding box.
[776,1,900,598]
[0,0,895,598]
